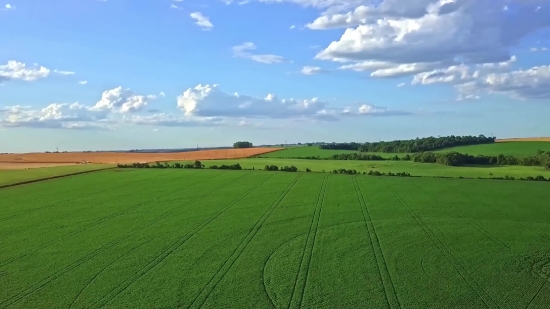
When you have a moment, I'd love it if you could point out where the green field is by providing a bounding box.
[0,164,112,187]
[259,147,359,158]
[436,141,550,156]
[1,169,550,308]
[189,158,550,179]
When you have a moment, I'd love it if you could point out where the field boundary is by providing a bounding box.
[0,171,246,308]
[0,166,115,190]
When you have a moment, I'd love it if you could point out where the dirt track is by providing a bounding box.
[0,148,282,165]
[496,137,550,142]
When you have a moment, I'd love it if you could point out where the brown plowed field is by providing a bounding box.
[0,148,282,165]
[496,137,550,142]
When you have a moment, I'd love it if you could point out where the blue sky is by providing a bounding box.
[1,0,550,152]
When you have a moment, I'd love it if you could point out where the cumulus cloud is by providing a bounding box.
[0,61,50,82]
[79,81,88,85]
[190,12,213,30]
[176,84,409,121]
[92,87,158,113]
[300,0,550,100]
[462,65,550,100]
[0,104,111,130]
[232,42,285,64]
[0,87,158,130]
[314,1,548,68]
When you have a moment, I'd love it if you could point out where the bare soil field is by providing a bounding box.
[496,137,550,142]
[0,148,282,165]
[0,163,79,170]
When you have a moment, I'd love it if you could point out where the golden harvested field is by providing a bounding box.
[496,137,550,142]
[0,163,80,170]
[0,148,282,165]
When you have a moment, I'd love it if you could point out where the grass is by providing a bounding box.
[185,158,550,179]
[0,164,113,187]
[1,169,550,308]
[436,141,550,156]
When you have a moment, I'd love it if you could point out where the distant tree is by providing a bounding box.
[233,141,253,148]
[194,160,203,169]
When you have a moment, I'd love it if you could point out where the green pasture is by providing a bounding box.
[186,158,550,179]
[436,141,550,156]
[1,169,550,308]
[258,146,358,158]
[0,164,112,187]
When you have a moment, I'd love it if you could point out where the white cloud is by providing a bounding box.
[301,66,329,75]
[530,47,549,52]
[313,0,550,81]
[159,91,166,97]
[463,65,550,100]
[289,25,296,29]
[171,3,182,9]
[0,61,50,82]
[79,81,88,85]
[53,69,75,75]
[232,42,285,64]
[190,12,213,30]
[397,82,406,87]
[92,87,157,113]
[5,3,14,9]
[176,84,409,121]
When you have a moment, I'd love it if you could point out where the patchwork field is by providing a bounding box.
[0,148,281,165]
[1,169,550,308]
[0,164,112,187]
[436,141,550,156]
[258,147,360,158]
[186,158,550,179]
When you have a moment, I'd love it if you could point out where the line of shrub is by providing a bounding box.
[117,162,549,182]
[258,151,550,169]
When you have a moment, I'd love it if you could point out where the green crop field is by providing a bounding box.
[187,158,550,179]
[259,147,359,158]
[436,141,550,156]
[1,169,550,308]
[0,164,113,187]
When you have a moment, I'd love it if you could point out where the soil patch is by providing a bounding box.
[0,163,79,170]
[0,148,282,165]
[496,137,550,142]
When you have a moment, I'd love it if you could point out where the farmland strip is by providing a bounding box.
[186,173,304,309]
[380,178,498,309]
[0,169,162,223]
[0,166,115,190]
[353,176,401,309]
[0,171,224,268]
[0,172,249,308]
[287,175,328,309]
[91,173,279,309]
[0,171,173,245]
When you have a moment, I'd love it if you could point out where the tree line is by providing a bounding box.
[319,135,496,153]
[273,151,550,169]
[116,161,550,182]
[233,141,253,148]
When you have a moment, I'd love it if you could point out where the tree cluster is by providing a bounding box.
[264,165,298,172]
[209,163,243,170]
[319,135,496,153]
[233,141,253,148]
[411,151,550,168]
